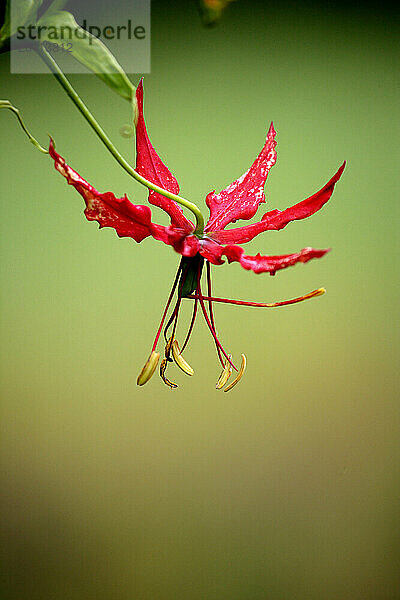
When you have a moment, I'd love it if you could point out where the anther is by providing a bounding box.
[137,351,160,386]
[160,358,178,389]
[223,354,247,392]
[171,340,194,376]
[216,354,233,389]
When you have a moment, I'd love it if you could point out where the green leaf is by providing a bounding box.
[0,0,43,51]
[36,9,135,102]
[45,0,69,11]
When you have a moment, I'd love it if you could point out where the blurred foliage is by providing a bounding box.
[0,0,43,51]
[197,0,237,26]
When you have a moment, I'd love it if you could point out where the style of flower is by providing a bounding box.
[48,80,345,391]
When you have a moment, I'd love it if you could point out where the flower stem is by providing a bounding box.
[36,44,205,235]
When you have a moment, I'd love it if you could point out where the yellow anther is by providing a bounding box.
[160,358,178,389]
[216,354,233,389]
[223,354,247,392]
[171,340,194,376]
[137,351,160,386]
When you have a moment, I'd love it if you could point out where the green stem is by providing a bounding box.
[36,44,205,235]
[0,100,49,153]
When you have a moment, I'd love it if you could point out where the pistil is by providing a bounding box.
[187,288,326,308]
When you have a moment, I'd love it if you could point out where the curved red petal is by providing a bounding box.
[168,236,225,264]
[204,122,277,232]
[135,79,194,232]
[49,139,174,245]
[199,238,225,265]
[171,233,200,258]
[222,244,330,275]
[211,162,345,244]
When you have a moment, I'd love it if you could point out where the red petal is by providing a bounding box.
[170,236,224,264]
[204,122,277,232]
[135,79,194,232]
[222,245,330,275]
[49,139,174,245]
[211,162,345,244]
[171,234,200,258]
[199,238,225,265]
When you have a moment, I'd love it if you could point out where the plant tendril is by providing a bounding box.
[0,100,49,153]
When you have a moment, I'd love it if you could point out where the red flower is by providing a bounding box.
[49,80,345,390]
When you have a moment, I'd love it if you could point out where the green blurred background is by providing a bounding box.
[1,1,399,598]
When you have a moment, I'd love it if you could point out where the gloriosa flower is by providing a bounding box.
[49,79,345,391]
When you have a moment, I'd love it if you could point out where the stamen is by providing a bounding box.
[206,261,224,365]
[153,261,197,387]
[181,298,198,353]
[151,263,183,352]
[216,354,233,389]
[165,335,174,358]
[197,281,238,371]
[163,260,191,343]
[171,340,194,376]
[163,300,179,343]
[137,351,160,386]
[160,358,178,389]
[164,295,182,344]
[188,288,326,308]
[223,354,247,392]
